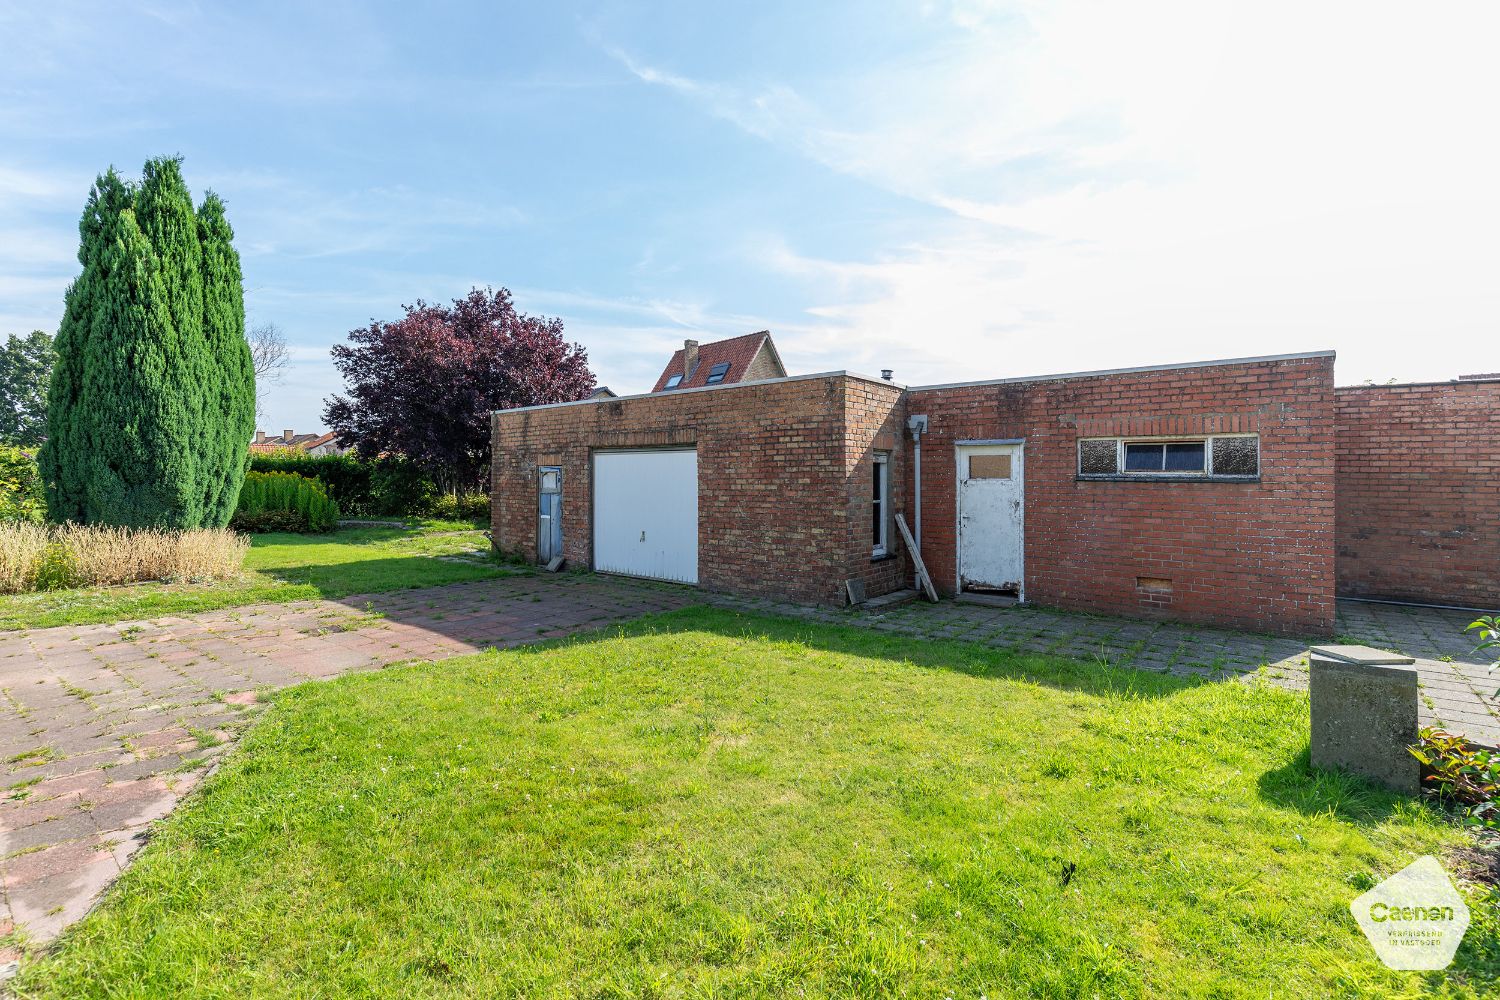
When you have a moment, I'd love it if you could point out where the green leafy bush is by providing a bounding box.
[1409,727,1500,830]
[428,492,490,522]
[231,472,338,533]
[1468,616,1500,698]
[369,459,438,517]
[0,445,45,523]
[247,454,434,518]
[32,541,80,590]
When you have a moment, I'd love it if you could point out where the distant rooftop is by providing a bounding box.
[250,429,340,453]
[650,331,786,393]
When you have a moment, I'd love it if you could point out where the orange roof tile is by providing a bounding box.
[650,331,781,392]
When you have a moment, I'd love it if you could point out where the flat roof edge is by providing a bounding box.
[1336,379,1500,390]
[493,351,1337,416]
[907,350,1337,393]
[493,369,903,416]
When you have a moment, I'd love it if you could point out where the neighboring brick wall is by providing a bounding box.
[1335,381,1500,608]
[491,374,906,606]
[905,356,1337,635]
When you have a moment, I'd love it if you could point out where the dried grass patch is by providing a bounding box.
[0,524,248,594]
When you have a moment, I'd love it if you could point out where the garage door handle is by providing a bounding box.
[640,530,646,542]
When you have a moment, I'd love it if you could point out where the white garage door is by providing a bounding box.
[593,449,698,584]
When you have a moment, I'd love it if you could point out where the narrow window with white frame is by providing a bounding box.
[872,452,890,557]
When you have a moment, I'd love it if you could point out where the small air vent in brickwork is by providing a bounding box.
[1136,576,1173,610]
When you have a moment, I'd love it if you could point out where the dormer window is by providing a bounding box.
[705,362,731,384]
[664,373,683,389]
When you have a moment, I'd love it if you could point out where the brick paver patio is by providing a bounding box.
[712,593,1499,745]
[1,575,1493,957]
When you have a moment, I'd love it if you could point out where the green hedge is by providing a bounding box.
[0,446,45,523]
[231,471,339,533]
[247,454,436,518]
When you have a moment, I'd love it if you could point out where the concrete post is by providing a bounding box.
[1309,644,1420,794]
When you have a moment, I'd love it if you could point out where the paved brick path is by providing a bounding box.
[0,575,1493,956]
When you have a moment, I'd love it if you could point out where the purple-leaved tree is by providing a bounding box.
[324,287,594,494]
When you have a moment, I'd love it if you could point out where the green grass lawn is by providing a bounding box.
[16,608,1496,998]
[0,526,516,630]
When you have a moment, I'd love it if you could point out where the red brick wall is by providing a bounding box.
[491,374,907,606]
[1335,381,1500,608]
[494,357,1344,632]
[842,379,909,598]
[905,356,1337,635]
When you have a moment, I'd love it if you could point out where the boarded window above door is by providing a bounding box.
[969,454,1012,479]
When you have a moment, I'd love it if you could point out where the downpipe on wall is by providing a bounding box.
[907,413,928,593]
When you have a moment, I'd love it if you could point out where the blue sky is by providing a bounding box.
[2,1,1496,431]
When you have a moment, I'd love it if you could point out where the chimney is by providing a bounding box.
[683,339,699,377]
[254,430,265,444]
[282,429,294,442]
[881,369,894,382]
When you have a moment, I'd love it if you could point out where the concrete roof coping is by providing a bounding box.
[1336,378,1500,390]
[492,369,905,416]
[1310,644,1417,666]
[907,350,1337,392]
[493,350,1337,416]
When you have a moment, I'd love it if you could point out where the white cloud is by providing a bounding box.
[0,165,87,207]
[618,0,1500,385]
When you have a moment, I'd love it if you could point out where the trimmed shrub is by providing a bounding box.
[0,523,247,594]
[0,446,44,523]
[247,453,435,517]
[232,472,338,533]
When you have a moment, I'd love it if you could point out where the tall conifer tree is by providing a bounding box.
[39,169,127,523]
[197,193,255,524]
[39,158,254,528]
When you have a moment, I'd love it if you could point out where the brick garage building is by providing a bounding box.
[493,350,1369,634]
[491,373,907,606]
[492,349,1500,635]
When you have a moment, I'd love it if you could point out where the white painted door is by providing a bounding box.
[593,449,699,584]
[957,443,1024,594]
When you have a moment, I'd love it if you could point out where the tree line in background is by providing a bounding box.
[0,330,54,445]
[5,155,596,542]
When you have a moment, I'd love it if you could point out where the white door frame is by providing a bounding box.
[955,439,1025,600]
